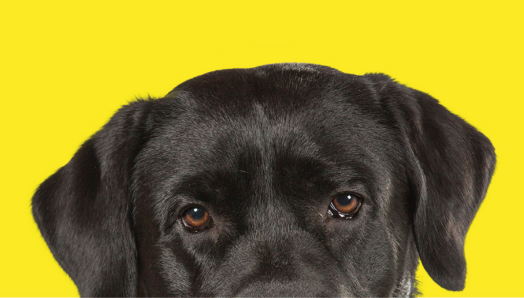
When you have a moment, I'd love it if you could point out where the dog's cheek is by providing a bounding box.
[139,234,222,296]
[148,244,193,296]
[325,216,400,296]
[168,230,236,296]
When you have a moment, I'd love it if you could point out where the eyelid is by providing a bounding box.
[332,189,367,202]
[334,178,371,201]
[177,202,212,219]
[172,193,214,216]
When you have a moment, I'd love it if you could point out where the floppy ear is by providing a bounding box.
[365,74,496,291]
[32,100,153,296]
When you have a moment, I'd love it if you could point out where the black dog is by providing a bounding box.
[32,64,496,297]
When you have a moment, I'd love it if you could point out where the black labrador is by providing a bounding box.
[32,63,496,297]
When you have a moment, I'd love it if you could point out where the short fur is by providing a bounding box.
[32,63,496,297]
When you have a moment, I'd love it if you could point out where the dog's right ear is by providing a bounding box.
[365,74,496,291]
[32,100,153,296]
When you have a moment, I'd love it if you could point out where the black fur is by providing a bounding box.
[32,63,496,297]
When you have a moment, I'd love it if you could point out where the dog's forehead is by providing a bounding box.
[156,67,381,154]
[159,64,388,142]
[137,65,404,201]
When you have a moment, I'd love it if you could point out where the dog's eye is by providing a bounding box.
[182,207,212,232]
[328,194,362,219]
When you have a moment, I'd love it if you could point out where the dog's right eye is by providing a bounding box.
[182,207,212,232]
[328,193,362,219]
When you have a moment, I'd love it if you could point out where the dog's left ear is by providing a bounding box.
[32,100,153,296]
[365,74,496,291]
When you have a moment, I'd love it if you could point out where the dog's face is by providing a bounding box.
[32,64,496,297]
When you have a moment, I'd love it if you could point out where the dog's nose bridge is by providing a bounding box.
[253,241,297,277]
[232,240,339,297]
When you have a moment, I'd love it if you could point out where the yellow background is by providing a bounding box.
[1,1,522,296]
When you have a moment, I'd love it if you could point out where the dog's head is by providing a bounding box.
[32,64,495,297]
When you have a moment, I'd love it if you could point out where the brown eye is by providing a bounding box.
[182,207,211,232]
[328,194,362,219]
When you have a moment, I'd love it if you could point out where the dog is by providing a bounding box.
[32,63,496,297]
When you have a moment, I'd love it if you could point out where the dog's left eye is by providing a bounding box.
[182,207,212,232]
[328,194,362,219]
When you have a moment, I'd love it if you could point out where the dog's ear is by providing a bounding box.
[32,100,153,296]
[365,74,496,291]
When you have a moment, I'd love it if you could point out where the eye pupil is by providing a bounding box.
[336,195,354,206]
[189,207,205,220]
